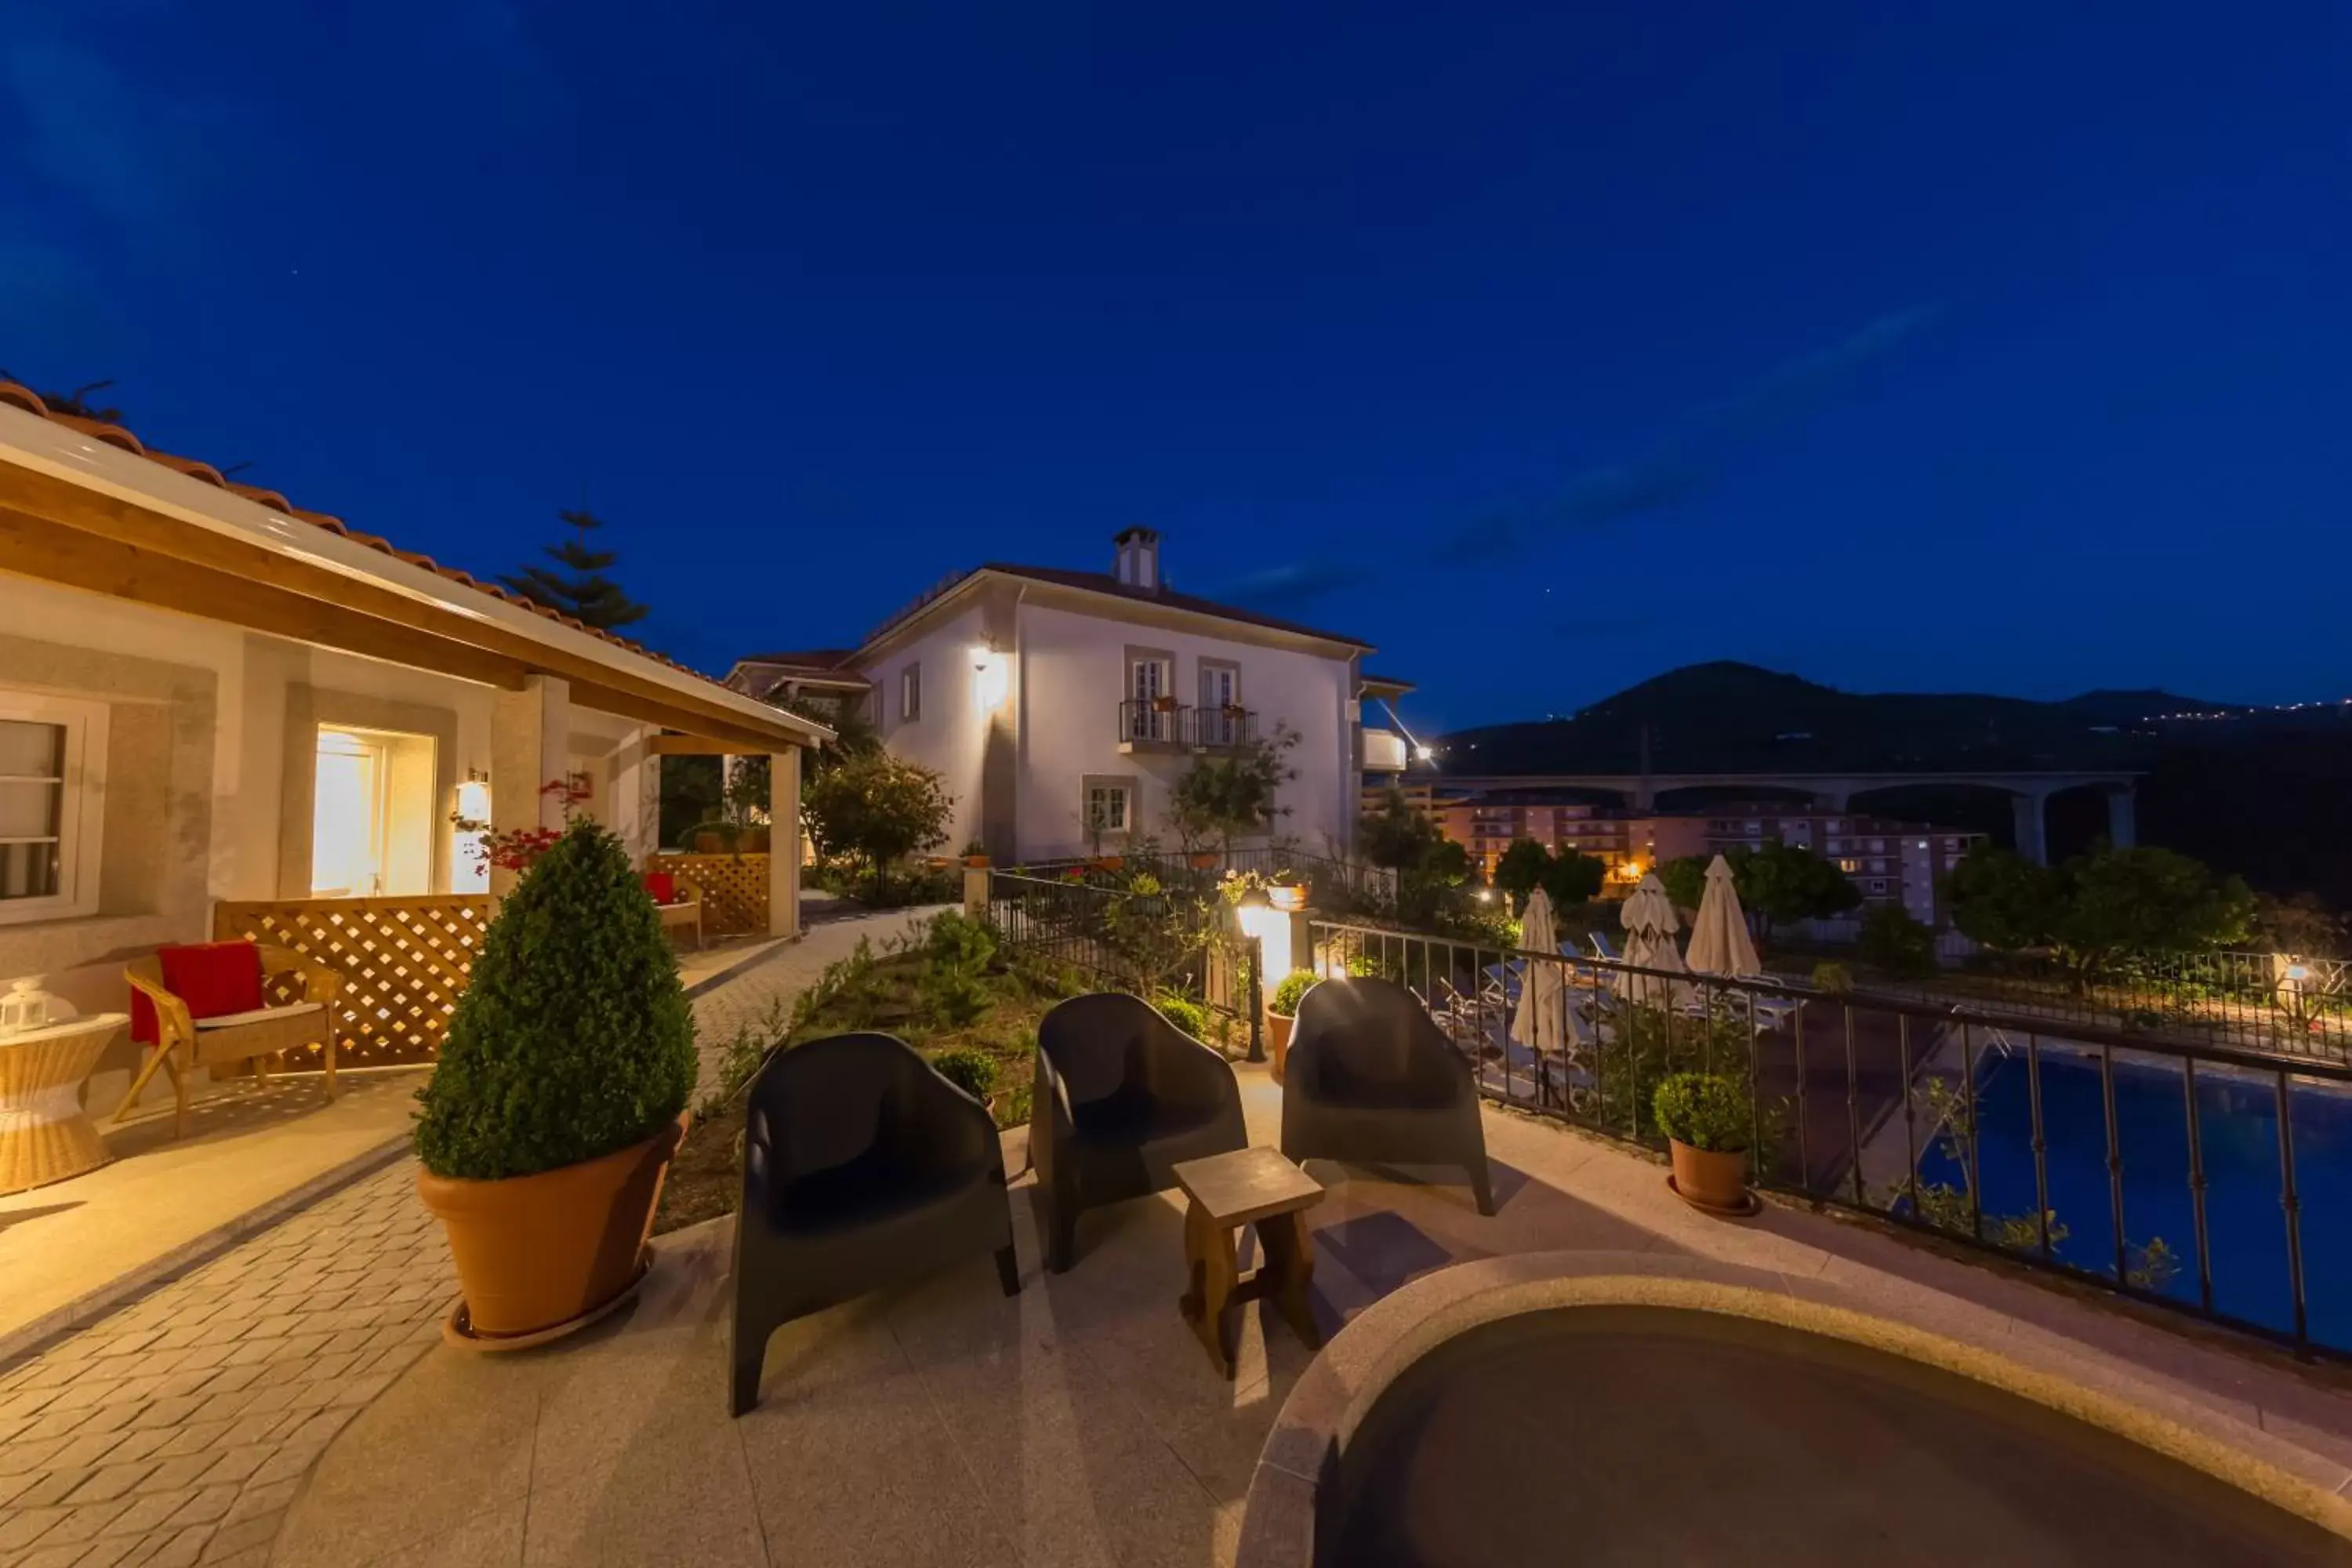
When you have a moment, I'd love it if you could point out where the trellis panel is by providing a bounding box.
[645,852,770,936]
[212,895,492,1067]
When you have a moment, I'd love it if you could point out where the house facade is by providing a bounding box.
[0,383,824,1112]
[731,529,1397,863]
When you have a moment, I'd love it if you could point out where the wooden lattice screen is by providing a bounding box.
[212,895,492,1068]
[646,852,771,936]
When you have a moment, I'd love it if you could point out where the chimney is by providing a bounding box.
[1112,526,1161,592]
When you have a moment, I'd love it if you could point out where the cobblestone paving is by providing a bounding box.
[0,906,945,1567]
[0,1162,446,1566]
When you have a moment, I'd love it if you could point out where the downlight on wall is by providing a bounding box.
[971,647,1009,712]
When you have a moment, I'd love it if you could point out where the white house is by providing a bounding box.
[0,382,826,1111]
[730,528,1408,862]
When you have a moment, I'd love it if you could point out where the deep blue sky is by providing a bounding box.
[5,4,2347,731]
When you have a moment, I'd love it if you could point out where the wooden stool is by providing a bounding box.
[1171,1145,1325,1378]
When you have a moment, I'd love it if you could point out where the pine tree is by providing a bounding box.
[501,507,650,630]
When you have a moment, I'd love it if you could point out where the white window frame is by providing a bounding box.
[1082,776,1134,839]
[900,663,922,723]
[0,691,107,926]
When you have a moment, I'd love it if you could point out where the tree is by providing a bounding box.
[1358,789,1448,870]
[1951,842,2256,993]
[1168,724,1299,853]
[1493,839,1554,913]
[799,752,953,897]
[1542,848,1607,908]
[2052,844,2253,988]
[1658,853,1715,913]
[1947,847,2065,952]
[776,691,880,776]
[1737,840,1860,936]
[502,507,649,631]
[1494,838,1608,914]
[2253,892,2346,960]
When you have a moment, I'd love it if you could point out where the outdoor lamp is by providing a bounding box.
[1234,887,1294,982]
[971,647,1009,711]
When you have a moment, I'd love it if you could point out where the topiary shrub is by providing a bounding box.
[415,819,695,1181]
[1652,1072,1751,1153]
[931,1047,997,1104]
[1269,969,1318,1018]
[1152,992,1208,1038]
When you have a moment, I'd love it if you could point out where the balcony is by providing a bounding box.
[1360,725,1408,771]
[1116,699,1258,753]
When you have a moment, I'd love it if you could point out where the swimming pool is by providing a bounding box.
[1918,1051,2352,1345]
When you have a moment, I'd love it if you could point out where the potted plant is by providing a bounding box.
[1652,1072,1756,1216]
[931,1047,999,1117]
[1151,692,1181,713]
[688,818,740,855]
[964,838,991,869]
[737,824,772,853]
[1265,969,1316,1084]
[414,820,697,1345]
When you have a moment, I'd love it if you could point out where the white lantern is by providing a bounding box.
[0,975,68,1036]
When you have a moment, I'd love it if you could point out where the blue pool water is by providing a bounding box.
[1917,1054,2352,1347]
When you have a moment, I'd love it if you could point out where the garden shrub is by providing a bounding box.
[1857,904,1937,980]
[1811,960,1854,994]
[416,819,695,1181]
[931,1047,998,1103]
[1652,1073,1751,1153]
[1152,992,1208,1038]
[1269,969,1318,1018]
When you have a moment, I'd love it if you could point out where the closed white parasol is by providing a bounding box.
[1685,855,1762,978]
[1511,887,1568,1058]
[1613,873,1687,1004]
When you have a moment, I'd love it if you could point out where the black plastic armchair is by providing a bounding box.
[1032,993,1248,1272]
[1279,977,1496,1214]
[731,1032,1018,1416]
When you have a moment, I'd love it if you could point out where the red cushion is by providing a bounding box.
[132,942,266,1044]
[643,872,677,906]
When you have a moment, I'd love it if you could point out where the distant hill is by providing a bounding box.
[1431,662,2244,775]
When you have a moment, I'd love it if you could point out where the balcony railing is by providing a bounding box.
[1117,700,1258,751]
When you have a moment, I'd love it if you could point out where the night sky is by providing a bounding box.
[5,4,2346,731]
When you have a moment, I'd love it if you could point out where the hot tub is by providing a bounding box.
[1238,1254,2352,1568]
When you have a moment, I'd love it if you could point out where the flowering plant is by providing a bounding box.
[472,778,593,873]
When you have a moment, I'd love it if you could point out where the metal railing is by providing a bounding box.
[1116,699,1259,750]
[1014,845,1396,907]
[1795,946,2352,1064]
[1309,917,2352,1360]
[982,869,1240,1018]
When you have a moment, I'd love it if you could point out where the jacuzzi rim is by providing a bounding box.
[1234,1249,2352,1567]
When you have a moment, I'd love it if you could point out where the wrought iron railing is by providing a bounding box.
[1015,845,1396,907]
[1788,945,2352,1064]
[1115,699,1258,750]
[1309,916,2352,1360]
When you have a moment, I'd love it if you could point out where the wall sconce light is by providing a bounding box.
[971,646,1010,712]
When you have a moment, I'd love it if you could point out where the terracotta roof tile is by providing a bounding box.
[0,377,736,691]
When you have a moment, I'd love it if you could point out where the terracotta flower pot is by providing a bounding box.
[1265,1011,1294,1083]
[738,826,771,853]
[1666,1138,1751,1215]
[1094,855,1124,872]
[966,855,990,869]
[692,832,724,854]
[418,1116,685,1341]
[1188,852,1218,869]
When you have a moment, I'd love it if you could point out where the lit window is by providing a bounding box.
[311,727,437,897]
[0,692,106,924]
[900,663,922,722]
[1838,858,1860,873]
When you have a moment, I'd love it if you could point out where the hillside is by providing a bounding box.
[1432,662,2238,775]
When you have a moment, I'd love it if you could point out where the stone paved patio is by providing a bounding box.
[254,1070,2352,1568]
[0,904,952,1566]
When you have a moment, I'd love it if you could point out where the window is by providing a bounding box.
[1838,858,1860,873]
[310,726,437,897]
[1083,779,1132,836]
[1127,650,1172,742]
[0,692,106,924]
[1868,879,1889,894]
[1198,660,1241,745]
[899,663,922,723]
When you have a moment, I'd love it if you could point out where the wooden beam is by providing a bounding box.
[0,458,812,748]
[644,733,786,757]
[0,506,533,691]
